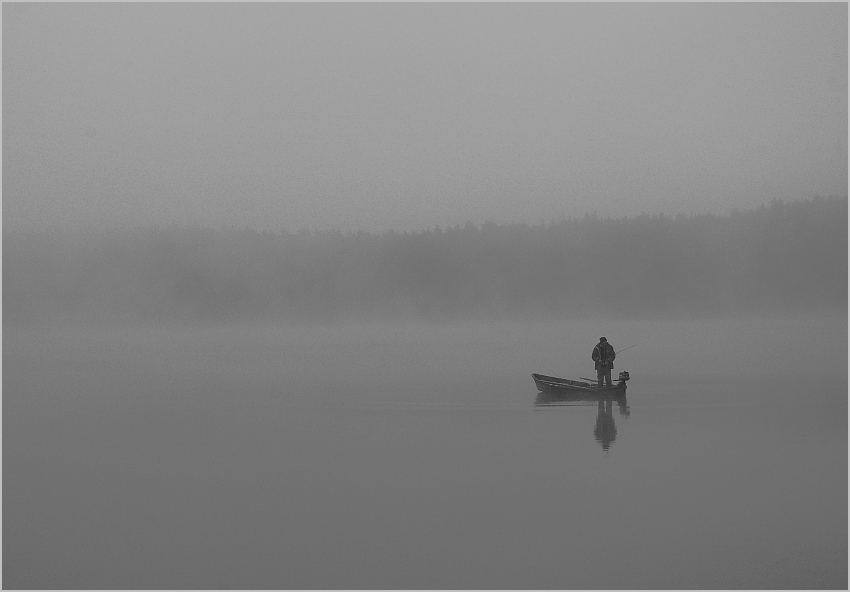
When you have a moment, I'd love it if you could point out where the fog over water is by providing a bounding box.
[6,208,845,589]
[3,211,847,587]
[3,2,848,589]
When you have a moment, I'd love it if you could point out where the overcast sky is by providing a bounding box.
[3,2,847,232]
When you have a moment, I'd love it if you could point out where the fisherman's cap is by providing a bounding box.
[599,337,607,342]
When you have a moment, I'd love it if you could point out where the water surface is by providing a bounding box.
[4,316,847,589]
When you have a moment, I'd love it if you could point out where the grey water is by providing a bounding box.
[3,316,847,589]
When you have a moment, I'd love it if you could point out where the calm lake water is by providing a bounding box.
[4,316,847,589]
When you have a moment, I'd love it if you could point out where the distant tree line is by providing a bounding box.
[3,197,847,322]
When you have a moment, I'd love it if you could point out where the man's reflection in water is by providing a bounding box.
[594,399,617,451]
[594,397,630,451]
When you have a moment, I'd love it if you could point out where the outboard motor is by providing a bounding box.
[617,371,630,382]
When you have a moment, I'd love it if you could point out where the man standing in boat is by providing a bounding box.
[592,337,616,387]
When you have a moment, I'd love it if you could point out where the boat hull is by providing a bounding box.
[532,373,626,398]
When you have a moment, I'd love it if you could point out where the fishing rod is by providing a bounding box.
[545,345,637,379]
[579,345,637,382]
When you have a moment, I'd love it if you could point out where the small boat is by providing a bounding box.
[532,371,629,398]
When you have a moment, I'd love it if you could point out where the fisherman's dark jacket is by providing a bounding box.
[592,342,616,371]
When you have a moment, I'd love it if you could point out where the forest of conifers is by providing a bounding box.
[3,197,847,322]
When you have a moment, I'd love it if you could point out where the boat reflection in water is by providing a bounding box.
[533,373,630,451]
